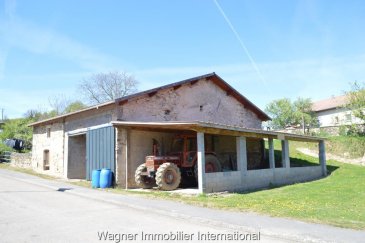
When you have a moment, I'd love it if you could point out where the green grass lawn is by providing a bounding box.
[117,163,365,230]
[1,143,364,230]
[117,141,365,230]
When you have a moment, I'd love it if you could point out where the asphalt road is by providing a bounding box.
[0,168,364,243]
[0,169,286,243]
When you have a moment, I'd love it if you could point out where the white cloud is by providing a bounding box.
[3,55,364,118]
[0,0,122,80]
[0,88,74,118]
[4,0,16,19]
[0,17,118,71]
[134,55,365,110]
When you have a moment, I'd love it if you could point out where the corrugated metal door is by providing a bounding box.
[86,126,115,180]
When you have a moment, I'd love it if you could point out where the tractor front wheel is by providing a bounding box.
[135,163,155,189]
[156,163,181,191]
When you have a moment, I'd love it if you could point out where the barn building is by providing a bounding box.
[29,73,327,193]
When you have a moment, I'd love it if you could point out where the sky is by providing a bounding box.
[1,0,365,118]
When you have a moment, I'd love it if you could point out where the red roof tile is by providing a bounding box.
[312,95,349,112]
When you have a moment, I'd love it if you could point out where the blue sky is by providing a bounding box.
[1,0,365,118]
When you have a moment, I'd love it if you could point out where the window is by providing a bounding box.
[171,138,184,153]
[187,138,197,151]
[345,114,352,122]
[334,116,339,124]
[43,150,50,170]
[47,127,51,138]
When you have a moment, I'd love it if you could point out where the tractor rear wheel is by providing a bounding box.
[205,154,222,173]
[194,155,222,181]
[156,163,181,191]
[135,163,155,189]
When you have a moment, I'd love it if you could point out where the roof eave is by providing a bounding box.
[28,101,115,127]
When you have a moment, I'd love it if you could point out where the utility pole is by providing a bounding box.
[1,108,3,121]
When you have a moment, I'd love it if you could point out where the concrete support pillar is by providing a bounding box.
[115,128,129,189]
[63,133,69,178]
[319,140,327,176]
[268,138,275,169]
[236,136,247,174]
[281,140,290,168]
[197,132,206,194]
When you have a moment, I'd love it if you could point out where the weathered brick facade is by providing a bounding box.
[31,74,267,179]
[120,80,262,128]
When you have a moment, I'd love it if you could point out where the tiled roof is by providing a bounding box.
[111,120,325,142]
[312,95,349,112]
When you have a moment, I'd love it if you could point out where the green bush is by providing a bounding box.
[313,128,331,138]
[0,118,33,149]
[327,136,365,158]
[0,142,14,154]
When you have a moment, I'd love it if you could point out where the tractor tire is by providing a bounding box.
[156,163,181,191]
[205,154,222,173]
[135,163,155,189]
[194,155,222,181]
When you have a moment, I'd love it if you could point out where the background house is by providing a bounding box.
[312,95,364,134]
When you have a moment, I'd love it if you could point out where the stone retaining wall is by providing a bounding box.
[11,152,32,168]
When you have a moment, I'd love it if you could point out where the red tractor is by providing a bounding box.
[135,134,222,190]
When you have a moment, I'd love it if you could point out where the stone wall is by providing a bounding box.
[31,122,64,176]
[64,107,114,132]
[11,152,32,168]
[120,79,262,129]
[32,77,264,180]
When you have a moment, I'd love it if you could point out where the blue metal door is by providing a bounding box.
[86,126,115,180]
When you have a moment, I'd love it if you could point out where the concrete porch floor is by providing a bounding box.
[59,178,201,195]
[129,187,200,195]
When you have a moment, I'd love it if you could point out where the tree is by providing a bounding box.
[64,101,87,113]
[293,98,316,134]
[265,98,295,129]
[0,118,33,148]
[79,71,138,104]
[24,101,86,122]
[265,97,317,132]
[23,109,56,122]
[48,95,86,115]
[346,81,365,122]
[48,94,70,115]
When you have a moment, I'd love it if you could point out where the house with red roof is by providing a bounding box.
[312,95,363,128]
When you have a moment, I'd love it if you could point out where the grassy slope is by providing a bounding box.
[122,144,365,230]
[1,142,364,230]
[327,136,365,158]
[294,135,365,159]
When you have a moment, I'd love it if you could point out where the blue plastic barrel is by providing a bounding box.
[91,169,101,188]
[100,168,112,188]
